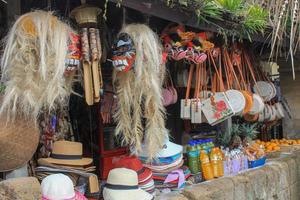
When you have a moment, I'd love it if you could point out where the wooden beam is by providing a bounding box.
[109,0,270,43]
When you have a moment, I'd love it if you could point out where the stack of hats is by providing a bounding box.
[139,140,191,190]
[112,156,155,195]
[103,168,154,200]
[36,141,99,195]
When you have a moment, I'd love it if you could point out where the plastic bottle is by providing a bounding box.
[200,150,214,180]
[202,140,209,154]
[196,140,202,152]
[210,148,220,178]
[216,147,224,177]
[188,141,200,174]
[209,139,215,148]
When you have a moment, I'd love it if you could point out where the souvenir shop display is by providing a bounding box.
[0,11,78,121]
[139,139,191,190]
[103,168,154,200]
[71,4,103,105]
[0,1,294,199]
[112,156,155,195]
[41,174,87,200]
[112,24,168,159]
[36,141,99,195]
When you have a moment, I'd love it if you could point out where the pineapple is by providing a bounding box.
[239,123,259,146]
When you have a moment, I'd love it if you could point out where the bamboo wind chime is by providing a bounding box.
[71,5,103,105]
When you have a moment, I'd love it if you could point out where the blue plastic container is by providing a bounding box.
[248,157,266,168]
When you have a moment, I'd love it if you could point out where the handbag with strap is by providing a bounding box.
[201,51,234,125]
[180,64,194,119]
[191,64,202,124]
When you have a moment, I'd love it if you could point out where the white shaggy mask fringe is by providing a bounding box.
[0,11,75,122]
[113,24,168,160]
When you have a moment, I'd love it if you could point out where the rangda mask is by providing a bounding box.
[111,33,136,72]
[65,32,81,75]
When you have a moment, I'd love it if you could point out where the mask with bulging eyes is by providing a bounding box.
[65,32,81,75]
[111,33,136,72]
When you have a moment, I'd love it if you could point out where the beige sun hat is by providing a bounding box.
[0,115,39,172]
[38,141,93,167]
[103,168,154,200]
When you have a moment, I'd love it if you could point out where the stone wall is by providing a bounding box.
[280,70,300,139]
[278,59,300,139]
[160,150,300,200]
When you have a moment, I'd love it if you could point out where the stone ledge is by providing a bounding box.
[169,150,300,200]
[182,177,234,200]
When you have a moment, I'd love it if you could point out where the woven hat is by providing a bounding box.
[113,156,153,183]
[38,141,93,167]
[0,116,39,172]
[0,177,41,200]
[103,168,153,200]
[41,173,87,200]
[70,4,101,25]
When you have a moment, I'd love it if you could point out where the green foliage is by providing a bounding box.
[215,0,243,13]
[163,0,268,42]
[195,0,223,23]
[239,122,259,139]
[243,5,268,35]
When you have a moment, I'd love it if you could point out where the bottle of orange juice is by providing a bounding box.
[216,147,224,177]
[210,148,220,178]
[200,150,214,180]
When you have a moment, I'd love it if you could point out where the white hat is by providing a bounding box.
[140,139,183,158]
[103,168,153,200]
[41,174,75,200]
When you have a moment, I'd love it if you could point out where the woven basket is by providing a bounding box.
[70,4,101,25]
[0,177,41,199]
[0,116,39,172]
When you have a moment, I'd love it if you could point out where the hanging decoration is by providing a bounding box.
[0,11,78,121]
[112,24,168,160]
[70,4,103,105]
[251,0,299,79]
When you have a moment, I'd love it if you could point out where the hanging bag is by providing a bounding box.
[180,64,194,119]
[191,64,202,124]
[201,51,234,125]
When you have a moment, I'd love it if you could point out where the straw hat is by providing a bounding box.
[38,141,93,167]
[70,4,101,25]
[0,116,39,172]
[41,173,87,200]
[103,168,153,200]
[0,177,41,200]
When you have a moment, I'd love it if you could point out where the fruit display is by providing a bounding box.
[255,139,300,153]
[244,143,265,161]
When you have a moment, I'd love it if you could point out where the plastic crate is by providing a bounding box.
[248,156,266,168]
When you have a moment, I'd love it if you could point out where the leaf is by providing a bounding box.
[178,0,188,7]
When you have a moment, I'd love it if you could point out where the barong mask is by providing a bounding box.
[111,33,136,72]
